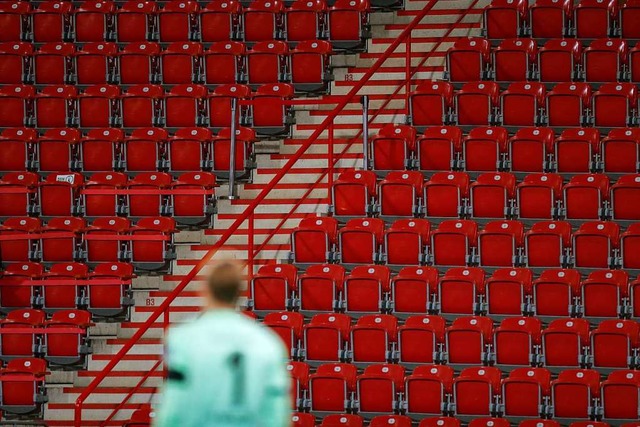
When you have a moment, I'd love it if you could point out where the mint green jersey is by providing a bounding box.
[153,309,290,427]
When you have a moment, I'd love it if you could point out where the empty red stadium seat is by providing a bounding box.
[438,267,485,315]
[446,316,493,365]
[344,265,390,313]
[44,309,93,367]
[575,0,617,38]
[573,221,619,269]
[500,82,545,127]
[555,128,601,174]
[564,174,610,220]
[502,367,550,417]
[78,85,120,128]
[470,172,516,219]
[250,264,298,313]
[251,83,295,136]
[584,39,627,83]
[398,316,445,365]
[416,126,462,172]
[430,220,478,267]
[327,0,370,51]
[0,357,48,417]
[446,38,491,83]
[39,172,83,217]
[158,1,199,42]
[378,171,423,217]
[350,314,397,363]
[331,170,377,218]
[291,217,338,264]
[593,83,638,128]
[404,365,453,415]
[484,0,527,39]
[538,39,582,83]
[247,41,288,86]
[127,172,172,217]
[542,318,590,368]
[423,172,469,219]
[550,369,599,419]
[453,366,501,416]
[208,84,251,130]
[84,217,130,263]
[33,1,73,43]
[87,262,134,319]
[384,219,430,266]
[581,270,629,319]
[546,83,591,127]
[517,173,563,220]
[419,418,461,427]
[509,127,555,173]
[298,264,345,313]
[0,85,35,128]
[75,1,116,43]
[0,42,32,85]
[602,128,640,174]
[308,363,356,412]
[478,220,524,267]
[494,317,542,366]
[0,128,37,173]
[591,320,639,369]
[166,127,212,173]
[264,311,304,356]
[391,267,438,315]
[40,217,85,263]
[338,218,384,265]
[35,85,77,128]
[200,1,242,42]
[463,127,509,173]
[0,217,40,264]
[291,40,333,93]
[621,223,640,271]
[116,1,157,43]
[129,217,175,272]
[455,82,500,126]
[493,38,537,82]
[0,2,32,43]
[34,42,75,85]
[119,42,161,85]
[244,0,284,43]
[530,0,572,38]
[356,364,404,413]
[287,0,327,42]
[82,172,126,217]
[533,269,581,318]
[600,370,640,421]
[321,414,363,427]
[40,262,87,311]
[292,412,316,427]
[0,172,38,217]
[370,124,417,172]
[486,268,533,316]
[370,416,412,427]
[0,309,45,360]
[304,313,351,362]
[409,83,454,128]
[121,85,165,128]
[161,42,203,85]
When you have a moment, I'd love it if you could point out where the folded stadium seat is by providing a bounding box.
[486,268,533,317]
[584,39,628,83]
[38,172,83,217]
[611,175,640,221]
[0,309,45,360]
[533,268,581,318]
[0,262,44,314]
[538,39,582,83]
[297,264,345,314]
[542,318,590,368]
[171,171,217,226]
[437,267,486,316]
[124,128,167,174]
[0,2,32,43]
[520,420,560,427]
[243,0,285,43]
[469,419,510,427]
[455,82,500,126]
[631,44,640,83]
[160,42,203,84]
[321,414,364,427]
[602,128,640,174]
[200,0,242,42]
[264,311,304,357]
[121,85,165,128]
[356,364,404,414]
[331,169,377,218]
[463,126,509,172]
[116,1,158,43]
[493,38,537,82]
[470,172,516,220]
[34,42,75,85]
[82,172,128,217]
[573,221,619,269]
[591,320,639,369]
[529,0,573,38]
[210,126,256,178]
[292,412,316,427]
[592,83,638,128]
[416,126,462,172]
[0,172,38,217]
[250,83,296,136]
[409,83,455,129]
[494,317,542,367]
[423,172,469,219]
[546,83,592,127]
[158,1,199,42]
[164,84,207,128]
[550,369,600,419]
[0,217,41,264]
[0,128,37,173]
[39,262,88,312]
[508,128,555,174]
[0,84,34,127]
[35,85,78,129]
[391,266,438,315]
[86,262,134,319]
[501,367,551,418]
[484,0,528,39]
[43,309,93,367]
[500,83,546,127]
[0,42,33,85]
[478,220,524,267]
[384,219,430,266]
[78,85,121,128]
[419,417,461,427]
[286,0,327,42]
[291,217,338,264]
[208,84,251,131]
[0,357,48,417]
[166,127,212,174]
[516,173,563,220]
[370,416,412,427]
[33,1,73,43]
[445,38,492,83]
[338,218,384,265]
[126,172,172,217]
[74,42,117,83]
[308,362,357,412]
[290,41,333,93]
[80,128,124,173]
[452,366,501,417]
[581,270,629,319]
[621,224,640,271]
[445,316,493,365]
[129,217,176,272]
[600,370,640,422]
[397,315,445,365]
[404,364,453,416]
[249,264,298,313]
[247,41,289,86]
[564,174,610,221]
[327,0,370,51]
[39,217,85,264]
[555,128,601,174]
[378,171,423,218]
[74,1,116,43]
[303,313,351,362]
[371,123,418,171]
[204,42,246,85]
[83,217,130,263]
[430,220,478,267]
[574,0,618,39]
[118,42,161,84]
[343,265,390,314]
[350,314,397,364]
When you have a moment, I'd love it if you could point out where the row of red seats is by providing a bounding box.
[0,84,295,136]
[365,125,640,174]
[0,358,48,418]
[0,127,255,176]
[0,262,133,319]
[291,217,640,270]
[286,363,640,420]
[446,37,640,84]
[332,171,640,222]
[484,0,640,39]
[250,264,640,320]
[265,311,640,371]
[0,40,333,91]
[0,216,176,271]
[408,81,639,129]
[0,0,371,48]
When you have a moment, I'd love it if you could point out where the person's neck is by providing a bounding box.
[206,300,236,311]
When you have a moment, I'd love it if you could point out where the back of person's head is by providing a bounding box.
[206,261,243,307]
